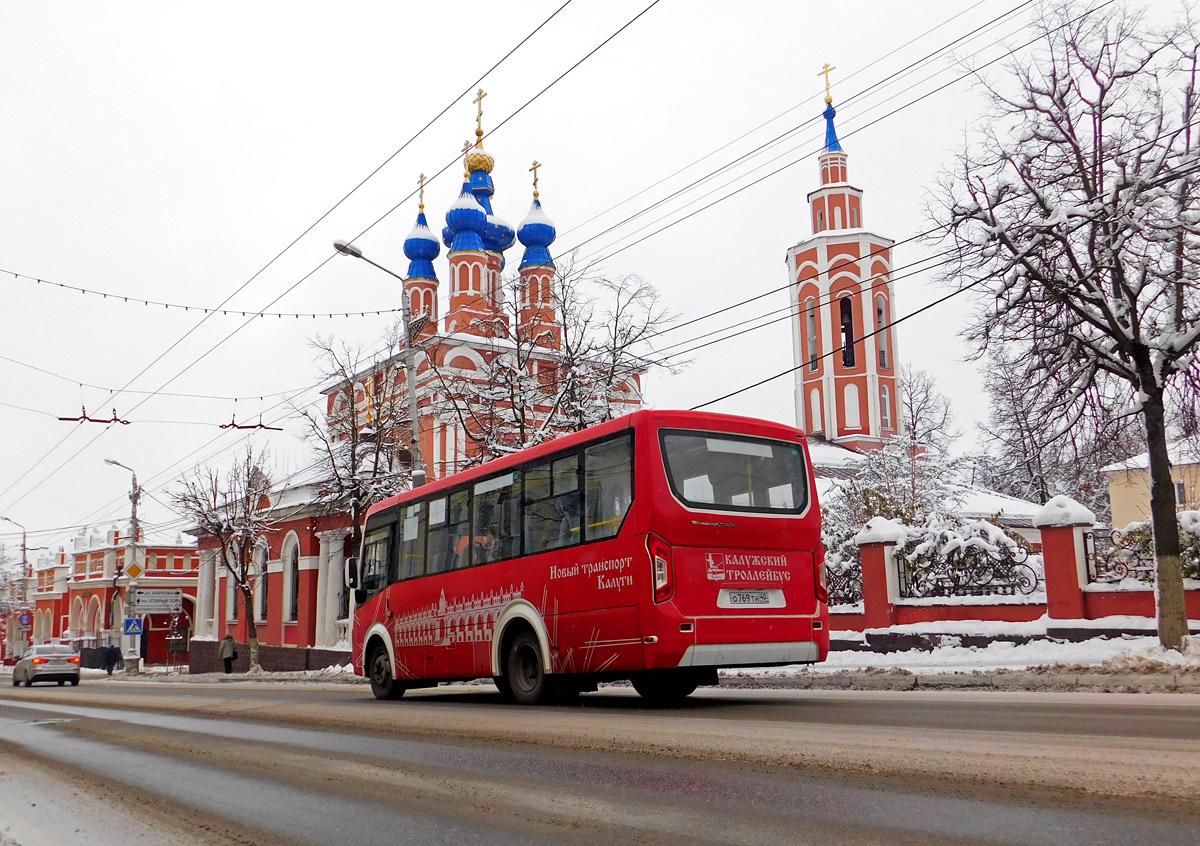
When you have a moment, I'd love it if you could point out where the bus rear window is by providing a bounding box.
[659,430,809,514]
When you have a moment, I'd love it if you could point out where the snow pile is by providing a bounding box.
[1032,495,1096,528]
[854,517,907,546]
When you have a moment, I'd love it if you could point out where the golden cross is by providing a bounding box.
[462,140,471,176]
[473,88,487,137]
[818,63,836,99]
[417,173,426,210]
[530,160,541,198]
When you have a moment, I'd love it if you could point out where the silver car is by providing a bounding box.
[12,644,81,687]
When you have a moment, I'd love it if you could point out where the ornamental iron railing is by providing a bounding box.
[897,536,1038,598]
[826,561,863,606]
[1084,525,1200,584]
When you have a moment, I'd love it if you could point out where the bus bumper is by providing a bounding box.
[676,640,819,667]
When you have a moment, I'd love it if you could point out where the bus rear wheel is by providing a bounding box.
[368,644,405,701]
[506,631,548,706]
[631,670,700,704]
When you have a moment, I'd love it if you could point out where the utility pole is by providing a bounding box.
[105,459,141,671]
[0,515,28,658]
[333,240,427,487]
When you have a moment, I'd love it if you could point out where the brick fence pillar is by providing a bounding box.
[855,518,906,629]
[1034,496,1096,621]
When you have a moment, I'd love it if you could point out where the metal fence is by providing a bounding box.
[826,561,863,606]
[897,538,1039,599]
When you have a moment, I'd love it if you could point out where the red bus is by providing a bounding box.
[348,410,828,704]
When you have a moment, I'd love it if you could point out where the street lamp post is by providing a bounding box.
[333,240,427,488]
[0,515,29,658]
[104,458,141,671]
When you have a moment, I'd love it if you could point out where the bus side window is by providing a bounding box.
[525,454,581,554]
[473,472,522,564]
[360,527,391,596]
[447,490,472,569]
[426,497,450,574]
[584,434,633,541]
[400,502,427,580]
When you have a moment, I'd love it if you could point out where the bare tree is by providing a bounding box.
[300,327,412,558]
[932,1,1200,648]
[971,351,1144,518]
[173,449,273,668]
[429,260,674,466]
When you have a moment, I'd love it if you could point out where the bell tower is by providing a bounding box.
[786,66,901,451]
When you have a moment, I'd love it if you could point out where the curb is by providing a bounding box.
[721,671,1200,692]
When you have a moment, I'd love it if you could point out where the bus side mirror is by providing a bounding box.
[345,556,359,589]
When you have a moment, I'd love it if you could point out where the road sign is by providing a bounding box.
[18,612,32,627]
[124,618,143,636]
[128,587,183,614]
[124,562,144,580]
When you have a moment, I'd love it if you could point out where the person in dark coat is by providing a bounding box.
[104,644,120,676]
[218,633,237,674]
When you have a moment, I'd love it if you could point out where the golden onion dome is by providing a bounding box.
[467,132,494,174]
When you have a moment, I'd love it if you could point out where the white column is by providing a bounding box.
[196,548,216,639]
[314,533,333,648]
[324,530,349,647]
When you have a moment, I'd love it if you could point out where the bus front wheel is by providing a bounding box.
[506,631,548,705]
[368,644,405,701]
[632,670,699,704]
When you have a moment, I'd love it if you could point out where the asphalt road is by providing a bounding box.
[1,680,1198,845]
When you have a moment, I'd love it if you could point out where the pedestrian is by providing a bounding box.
[219,632,238,674]
[104,644,120,676]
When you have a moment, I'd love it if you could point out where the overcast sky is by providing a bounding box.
[1,0,1061,554]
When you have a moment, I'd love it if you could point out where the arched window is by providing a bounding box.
[876,294,889,369]
[287,542,300,622]
[844,383,861,429]
[805,298,818,371]
[851,207,859,228]
[810,389,823,432]
[816,210,825,232]
[834,207,843,229]
[881,385,893,430]
[839,297,856,368]
[256,544,269,622]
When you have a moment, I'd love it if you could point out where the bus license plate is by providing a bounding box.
[727,590,770,606]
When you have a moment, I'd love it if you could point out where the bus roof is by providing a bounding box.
[364,409,806,521]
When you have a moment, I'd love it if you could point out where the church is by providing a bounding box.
[786,76,1039,538]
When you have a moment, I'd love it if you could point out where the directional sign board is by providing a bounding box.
[128,587,183,615]
[124,618,144,636]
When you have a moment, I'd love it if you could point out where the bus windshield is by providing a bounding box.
[659,429,809,514]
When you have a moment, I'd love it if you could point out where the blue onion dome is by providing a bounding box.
[403,210,440,281]
[445,180,486,252]
[823,99,843,153]
[518,198,556,269]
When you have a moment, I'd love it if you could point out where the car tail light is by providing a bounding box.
[813,542,829,604]
[647,534,673,603]
[31,657,47,665]
[68,656,81,664]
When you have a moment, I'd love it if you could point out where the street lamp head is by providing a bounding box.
[104,458,133,473]
[333,240,363,259]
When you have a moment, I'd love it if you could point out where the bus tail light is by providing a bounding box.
[647,534,673,603]
[814,542,829,604]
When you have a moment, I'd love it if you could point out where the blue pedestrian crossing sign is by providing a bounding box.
[123,618,143,636]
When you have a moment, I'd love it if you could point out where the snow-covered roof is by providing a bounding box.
[806,437,866,476]
[952,485,1042,527]
[1101,439,1200,472]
